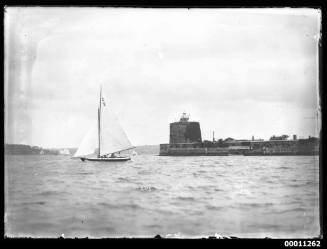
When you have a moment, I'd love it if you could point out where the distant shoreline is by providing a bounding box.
[4,144,159,155]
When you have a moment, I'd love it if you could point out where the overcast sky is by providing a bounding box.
[5,7,321,148]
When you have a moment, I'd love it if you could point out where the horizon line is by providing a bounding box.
[4,134,320,150]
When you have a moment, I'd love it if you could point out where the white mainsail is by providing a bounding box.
[73,122,98,157]
[73,86,134,158]
[99,92,133,156]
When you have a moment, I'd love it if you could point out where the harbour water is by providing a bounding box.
[5,154,320,238]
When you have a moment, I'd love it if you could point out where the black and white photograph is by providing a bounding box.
[4,7,321,239]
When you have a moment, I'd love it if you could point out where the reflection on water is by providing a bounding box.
[5,155,320,238]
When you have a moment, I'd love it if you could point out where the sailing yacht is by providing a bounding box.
[73,86,135,162]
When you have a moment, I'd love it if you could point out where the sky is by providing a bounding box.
[4,7,321,148]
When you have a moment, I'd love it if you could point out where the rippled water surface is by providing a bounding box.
[5,155,320,238]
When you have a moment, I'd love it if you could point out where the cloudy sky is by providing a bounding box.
[5,7,321,148]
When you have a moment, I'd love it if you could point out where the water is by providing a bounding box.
[5,155,320,238]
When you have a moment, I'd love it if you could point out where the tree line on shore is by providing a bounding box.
[4,144,160,155]
[5,144,73,155]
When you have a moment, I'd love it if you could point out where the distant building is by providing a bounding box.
[159,114,319,156]
[160,113,228,156]
[246,136,319,155]
[169,112,202,144]
[270,135,289,141]
[59,149,70,155]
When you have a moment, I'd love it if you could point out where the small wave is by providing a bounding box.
[197,185,210,190]
[281,200,302,205]
[99,202,142,210]
[238,202,274,209]
[206,205,224,211]
[135,186,158,192]
[121,203,143,209]
[278,166,291,170]
[288,183,306,187]
[156,209,175,215]
[22,201,46,206]
[304,181,317,186]
[188,185,222,193]
[272,207,307,214]
[190,210,203,216]
[138,170,151,175]
[76,172,94,175]
[176,196,195,201]
[202,164,215,167]
[117,177,131,182]
[38,190,61,196]
[197,170,207,174]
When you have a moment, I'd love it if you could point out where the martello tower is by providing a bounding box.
[169,113,202,144]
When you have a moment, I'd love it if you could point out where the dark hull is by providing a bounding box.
[81,157,131,162]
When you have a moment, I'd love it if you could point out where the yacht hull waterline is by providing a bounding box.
[80,157,131,162]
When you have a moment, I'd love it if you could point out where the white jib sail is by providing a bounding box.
[99,92,133,156]
[73,122,98,157]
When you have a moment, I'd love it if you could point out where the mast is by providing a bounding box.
[98,85,102,158]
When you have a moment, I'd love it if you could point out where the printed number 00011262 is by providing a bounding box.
[284,241,321,247]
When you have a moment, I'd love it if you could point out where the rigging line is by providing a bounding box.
[101,146,136,156]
